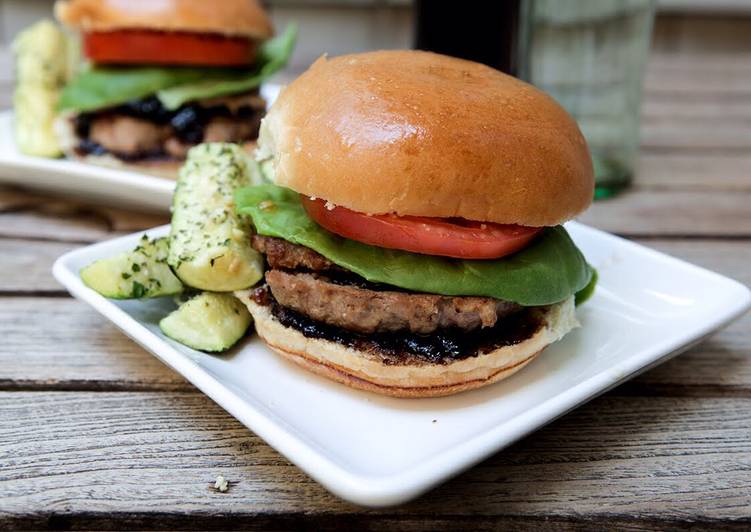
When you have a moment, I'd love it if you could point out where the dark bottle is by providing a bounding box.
[414,0,523,75]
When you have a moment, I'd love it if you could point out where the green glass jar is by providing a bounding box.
[519,0,656,198]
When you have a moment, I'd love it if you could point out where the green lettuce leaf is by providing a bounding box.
[235,184,595,306]
[59,67,208,112]
[157,24,297,109]
[58,25,297,113]
[575,267,598,306]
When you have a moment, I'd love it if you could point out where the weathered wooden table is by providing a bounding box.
[2,44,750,529]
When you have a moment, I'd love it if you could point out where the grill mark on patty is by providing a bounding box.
[251,284,543,365]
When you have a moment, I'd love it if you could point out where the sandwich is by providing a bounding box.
[234,50,596,398]
[52,0,295,176]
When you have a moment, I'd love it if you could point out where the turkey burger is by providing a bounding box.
[234,50,596,398]
[54,0,294,176]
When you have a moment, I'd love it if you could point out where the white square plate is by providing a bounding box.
[0,109,173,211]
[53,222,750,506]
[0,84,281,212]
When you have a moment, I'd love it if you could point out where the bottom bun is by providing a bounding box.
[236,292,578,398]
[70,152,182,179]
[55,116,182,179]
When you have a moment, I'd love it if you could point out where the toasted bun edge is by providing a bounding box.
[235,292,578,398]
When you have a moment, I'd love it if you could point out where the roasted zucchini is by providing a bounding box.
[168,143,264,291]
[80,236,184,299]
[159,292,252,352]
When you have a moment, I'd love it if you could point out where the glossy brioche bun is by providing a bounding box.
[55,0,273,40]
[258,50,593,227]
[236,292,578,398]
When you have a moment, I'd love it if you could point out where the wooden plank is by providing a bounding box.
[579,189,751,237]
[0,238,76,292]
[0,304,741,394]
[3,185,750,245]
[0,208,164,243]
[2,234,749,392]
[635,152,751,190]
[652,15,751,59]
[644,72,751,96]
[0,391,749,528]
[0,186,169,243]
[0,300,747,392]
[647,52,751,72]
[643,49,751,95]
[658,0,751,14]
[0,201,113,244]
[0,298,188,391]
[641,122,751,151]
[643,99,751,122]
[639,89,751,151]
[639,58,751,150]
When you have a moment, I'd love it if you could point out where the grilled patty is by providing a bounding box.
[74,91,265,161]
[249,284,542,364]
[252,236,521,335]
[265,270,520,334]
[252,235,340,272]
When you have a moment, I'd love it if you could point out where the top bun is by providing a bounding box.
[55,0,273,40]
[259,50,593,226]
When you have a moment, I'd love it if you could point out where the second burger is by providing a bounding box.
[54,0,295,176]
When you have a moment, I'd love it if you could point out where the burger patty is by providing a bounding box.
[252,236,521,335]
[85,114,260,159]
[87,116,170,157]
[249,284,543,364]
[74,91,265,161]
[251,235,340,272]
[266,270,520,334]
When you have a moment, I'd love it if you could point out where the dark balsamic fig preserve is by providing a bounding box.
[251,285,543,365]
[74,94,262,161]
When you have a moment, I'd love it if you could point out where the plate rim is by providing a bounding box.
[0,111,175,194]
[0,82,282,212]
[52,222,751,506]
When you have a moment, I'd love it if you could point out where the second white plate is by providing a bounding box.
[0,84,281,212]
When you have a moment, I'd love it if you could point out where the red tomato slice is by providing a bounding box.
[302,197,542,260]
[83,30,255,67]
